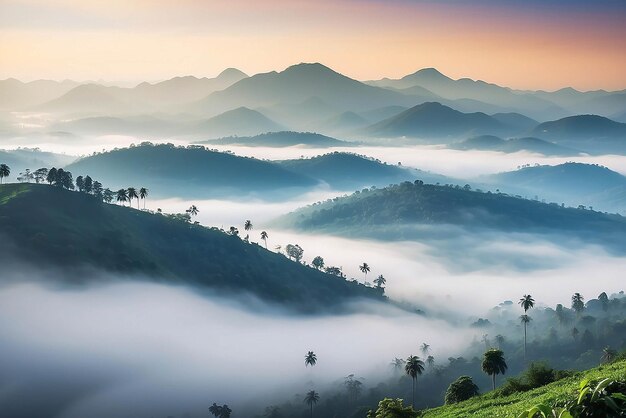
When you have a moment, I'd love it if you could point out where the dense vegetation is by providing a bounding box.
[0,183,383,311]
[277,180,626,252]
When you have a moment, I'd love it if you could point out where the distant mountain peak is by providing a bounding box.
[217,68,248,79]
[405,67,451,81]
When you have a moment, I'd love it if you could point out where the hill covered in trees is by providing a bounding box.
[0,183,383,311]
[65,143,317,198]
[276,180,626,252]
[200,131,351,148]
[449,135,579,156]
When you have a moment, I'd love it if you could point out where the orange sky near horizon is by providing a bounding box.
[1,0,625,91]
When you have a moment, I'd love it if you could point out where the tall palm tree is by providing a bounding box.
[519,294,535,313]
[0,164,10,184]
[139,187,148,209]
[373,275,386,288]
[127,187,138,208]
[116,189,128,205]
[260,231,268,248]
[359,262,370,281]
[520,315,532,361]
[244,220,253,231]
[571,293,585,316]
[304,390,319,418]
[420,343,430,356]
[188,205,199,216]
[481,349,507,391]
[405,355,425,409]
[305,351,317,367]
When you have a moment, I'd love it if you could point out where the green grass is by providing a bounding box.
[0,183,31,205]
[422,360,626,417]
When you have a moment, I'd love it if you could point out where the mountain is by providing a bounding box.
[190,63,417,115]
[51,115,181,136]
[34,84,141,115]
[275,152,429,189]
[367,68,566,120]
[364,102,513,142]
[490,112,539,131]
[0,183,382,311]
[483,162,626,213]
[132,69,248,105]
[530,115,626,153]
[0,78,79,110]
[0,149,76,180]
[192,107,284,137]
[65,143,316,198]
[450,135,579,156]
[257,96,339,129]
[276,180,626,251]
[199,131,351,148]
[358,105,408,123]
[314,111,370,134]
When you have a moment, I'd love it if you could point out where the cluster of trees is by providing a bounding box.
[114,187,149,208]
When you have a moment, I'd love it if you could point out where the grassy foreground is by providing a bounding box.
[421,360,626,417]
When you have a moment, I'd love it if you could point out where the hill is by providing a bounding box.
[531,115,626,154]
[200,131,351,148]
[365,102,513,141]
[65,143,316,198]
[421,360,626,418]
[491,112,539,131]
[192,107,284,137]
[190,63,417,115]
[315,111,370,134]
[483,162,626,213]
[34,84,141,115]
[51,115,181,136]
[0,78,79,110]
[0,148,75,180]
[450,135,579,156]
[276,152,425,189]
[0,184,382,311]
[276,180,626,251]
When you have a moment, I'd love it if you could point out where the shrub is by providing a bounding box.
[444,376,480,404]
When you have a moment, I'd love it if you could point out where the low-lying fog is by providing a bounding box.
[2,134,626,417]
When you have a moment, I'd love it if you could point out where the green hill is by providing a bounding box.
[0,183,383,311]
[276,180,626,252]
[65,143,317,198]
[421,360,626,418]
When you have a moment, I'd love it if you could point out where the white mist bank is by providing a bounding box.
[0,279,470,418]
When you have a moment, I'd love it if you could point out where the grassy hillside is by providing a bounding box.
[421,360,626,417]
[277,180,626,252]
[0,183,383,311]
[65,143,317,198]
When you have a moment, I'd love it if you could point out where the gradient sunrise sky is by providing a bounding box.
[1,0,625,90]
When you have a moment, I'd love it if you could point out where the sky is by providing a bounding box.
[1,0,625,90]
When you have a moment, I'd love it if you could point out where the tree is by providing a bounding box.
[103,188,114,203]
[312,256,325,270]
[139,187,148,209]
[53,168,73,189]
[324,266,341,276]
[0,164,10,184]
[519,294,535,313]
[374,274,386,289]
[187,205,199,217]
[426,355,435,369]
[304,390,319,418]
[495,334,505,349]
[228,226,239,236]
[286,244,304,262]
[244,219,253,231]
[344,374,363,402]
[83,176,93,194]
[366,398,418,418]
[359,262,370,280]
[520,314,532,361]
[127,187,138,208]
[571,327,580,340]
[405,355,425,409]
[305,351,317,367]
[220,405,232,418]
[116,189,128,205]
[92,181,103,199]
[444,375,479,404]
[420,343,430,356]
[75,176,85,192]
[602,346,617,363]
[481,349,507,391]
[260,231,268,248]
[572,293,585,316]
[33,168,48,184]
[46,167,57,184]
[209,403,222,417]
[17,169,34,183]
[391,357,405,372]
[598,292,609,312]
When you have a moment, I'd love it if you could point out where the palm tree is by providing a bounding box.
[520,315,532,361]
[481,349,507,391]
[420,343,430,356]
[0,164,10,184]
[519,294,535,313]
[405,355,425,409]
[139,187,148,209]
[373,274,386,288]
[305,351,317,367]
[244,220,253,231]
[572,293,585,316]
[495,334,505,349]
[426,355,435,369]
[359,262,370,281]
[209,403,222,417]
[304,390,319,418]
[127,187,138,208]
[391,357,405,372]
[188,205,199,216]
[116,188,128,205]
[571,327,580,340]
[602,346,617,363]
[260,231,268,248]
